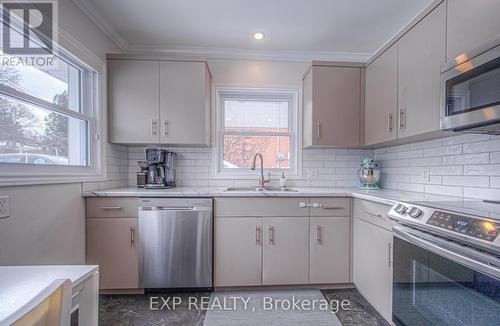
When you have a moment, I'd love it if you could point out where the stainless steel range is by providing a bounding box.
[388,200,500,326]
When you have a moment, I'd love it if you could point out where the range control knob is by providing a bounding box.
[408,207,423,218]
[394,203,407,214]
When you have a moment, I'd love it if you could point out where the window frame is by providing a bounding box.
[214,87,301,179]
[0,47,105,186]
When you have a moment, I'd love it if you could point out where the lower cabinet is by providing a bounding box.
[310,216,351,284]
[262,217,309,285]
[214,217,262,287]
[353,216,393,322]
[87,217,139,289]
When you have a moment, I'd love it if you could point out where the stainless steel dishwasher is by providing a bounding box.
[138,198,213,291]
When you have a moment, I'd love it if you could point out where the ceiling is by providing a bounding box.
[77,0,435,61]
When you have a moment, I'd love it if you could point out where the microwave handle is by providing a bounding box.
[393,225,500,279]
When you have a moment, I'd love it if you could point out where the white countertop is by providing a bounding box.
[83,187,464,206]
[0,265,98,325]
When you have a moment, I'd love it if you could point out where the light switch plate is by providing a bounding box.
[0,196,10,219]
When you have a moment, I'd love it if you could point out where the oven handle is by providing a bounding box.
[393,225,500,280]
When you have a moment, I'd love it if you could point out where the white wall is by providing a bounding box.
[0,0,121,265]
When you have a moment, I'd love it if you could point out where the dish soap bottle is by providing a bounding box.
[280,172,287,189]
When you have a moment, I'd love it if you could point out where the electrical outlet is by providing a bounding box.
[422,169,430,183]
[0,196,10,219]
[308,168,318,179]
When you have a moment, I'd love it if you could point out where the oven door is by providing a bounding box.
[441,44,500,132]
[392,225,500,326]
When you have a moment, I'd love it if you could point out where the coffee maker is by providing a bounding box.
[143,148,176,189]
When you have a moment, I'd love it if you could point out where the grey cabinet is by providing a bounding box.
[108,59,211,145]
[398,2,446,138]
[303,65,362,148]
[447,0,500,63]
[159,61,211,145]
[108,60,160,144]
[365,46,398,145]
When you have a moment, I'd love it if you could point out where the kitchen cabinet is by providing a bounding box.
[397,2,446,138]
[303,65,362,148]
[214,197,351,287]
[108,59,211,145]
[352,199,393,322]
[365,45,398,145]
[447,0,500,64]
[159,61,211,145]
[214,217,262,287]
[108,60,160,144]
[87,217,139,289]
[309,216,350,284]
[262,217,309,285]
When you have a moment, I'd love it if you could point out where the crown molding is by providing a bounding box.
[71,0,129,52]
[126,44,373,63]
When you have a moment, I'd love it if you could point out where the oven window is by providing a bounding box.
[393,237,500,326]
[446,57,500,116]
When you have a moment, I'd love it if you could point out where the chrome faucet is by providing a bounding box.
[250,153,270,189]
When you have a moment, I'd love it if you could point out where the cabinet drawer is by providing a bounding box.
[309,197,350,216]
[353,199,393,231]
[87,198,139,218]
[215,198,309,217]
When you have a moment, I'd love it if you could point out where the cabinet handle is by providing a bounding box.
[388,242,392,268]
[151,119,158,136]
[99,206,122,210]
[388,113,393,133]
[269,226,275,245]
[315,225,322,244]
[400,109,406,129]
[363,210,383,218]
[130,227,135,247]
[164,120,169,136]
[256,226,261,245]
[312,203,344,210]
[316,122,321,141]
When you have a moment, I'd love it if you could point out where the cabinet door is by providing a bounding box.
[214,217,262,286]
[312,66,361,147]
[87,218,138,289]
[310,216,350,284]
[447,0,500,63]
[353,217,393,322]
[398,3,445,138]
[262,217,309,285]
[108,60,159,144]
[159,61,210,145]
[365,46,398,145]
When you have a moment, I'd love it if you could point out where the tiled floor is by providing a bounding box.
[99,288,389,326]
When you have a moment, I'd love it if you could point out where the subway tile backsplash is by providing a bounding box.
[95,133,500,201]
[375,134,500,199]
[126,146,373,188]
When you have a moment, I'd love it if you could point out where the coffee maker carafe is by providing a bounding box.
[143,148,176,189]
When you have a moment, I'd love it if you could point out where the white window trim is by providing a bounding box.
[212,86,302,180]
[0,49,106,187]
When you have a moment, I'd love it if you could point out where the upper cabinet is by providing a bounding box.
[108,60,160,144]
[398,2,446,138]
[303,65,362,148]
[365,2,445,145]
[365,46,398,146]
[108,59,211,146]
[447,0,500,63]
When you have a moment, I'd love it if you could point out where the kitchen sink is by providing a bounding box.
[223,187,298,192]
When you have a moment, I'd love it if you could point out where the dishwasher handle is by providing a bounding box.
[139,206,211,211]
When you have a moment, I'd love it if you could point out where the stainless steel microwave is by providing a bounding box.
[441,40,500,134]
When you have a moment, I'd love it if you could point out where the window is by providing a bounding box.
[0,46,103,184]
[215,88,299,177]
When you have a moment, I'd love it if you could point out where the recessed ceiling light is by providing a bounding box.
[253,32,265,40]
